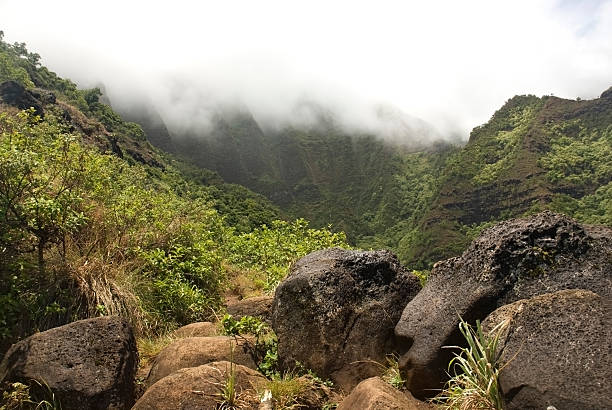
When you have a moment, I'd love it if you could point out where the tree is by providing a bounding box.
[0,109,89,275]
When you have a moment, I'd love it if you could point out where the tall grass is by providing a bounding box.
[433,318,508,410]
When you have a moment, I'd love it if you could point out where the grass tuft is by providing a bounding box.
[432,318,508,410]
[382,353,406,389]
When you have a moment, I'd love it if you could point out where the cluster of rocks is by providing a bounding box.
[1,212,610,409]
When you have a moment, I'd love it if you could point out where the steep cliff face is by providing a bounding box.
[110,87,611,269]
[404,89,612,267]
[119,103,175,153]
[172,109,277,190]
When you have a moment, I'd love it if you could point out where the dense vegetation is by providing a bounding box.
[0,34,348,352]
[164,87,611,270]
[1,31,610,354]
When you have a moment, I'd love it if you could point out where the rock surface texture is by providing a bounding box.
[145,336,256,387]
[173,321,219,338]
[395,211,612,397]
[483,289,611,410]
[0,316,138,410]
[134,361,265,410]
[272,248,421,391]
[337,377,433,410]
[227,295,274,323]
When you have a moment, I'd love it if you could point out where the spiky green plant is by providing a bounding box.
[433,318,508,410]
[217,345,239,410]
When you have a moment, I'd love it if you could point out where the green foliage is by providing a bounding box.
[0,380,62,410]
[411,270,430,288]
[434,319,507,410]
[382,353,406,389]
[263,371,310,410]
[221,314,279,378]
[0,53,34,87]
[0,110,89,271]
[217,350,239,410]
[539,121,612,188]
[0,108,227,339]
[88,101,146,141]
[139,241,224,327]
[226,219,349,291]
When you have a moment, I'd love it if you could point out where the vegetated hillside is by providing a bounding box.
[135,103,457,247]
[404,89,612,268]
[138,87,611,271]
[0,33,349,353]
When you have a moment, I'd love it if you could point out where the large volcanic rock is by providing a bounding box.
[483,289,611,410]
[272,248,421,391]
[0,316,138,410]
[0,80,45,117]
[395,211,612,397]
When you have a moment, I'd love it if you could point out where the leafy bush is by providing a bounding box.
[221,314,279,378]
[225,219,349,291]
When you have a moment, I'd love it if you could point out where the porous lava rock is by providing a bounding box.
[272,248,421,391]
[483,289,611,410]
[0,316,138,410]
[395,211,612,397]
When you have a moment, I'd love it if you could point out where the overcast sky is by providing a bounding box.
[1,0,611,138]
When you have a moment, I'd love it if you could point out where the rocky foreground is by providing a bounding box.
[1,211,610,409]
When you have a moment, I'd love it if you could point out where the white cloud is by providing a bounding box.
[1,0,611,138]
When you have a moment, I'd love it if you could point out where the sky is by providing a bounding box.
[1,0,611,139]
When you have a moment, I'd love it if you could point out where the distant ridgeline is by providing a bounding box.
[122,85,612,269]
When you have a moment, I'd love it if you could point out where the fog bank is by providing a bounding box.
[1,0,611,139]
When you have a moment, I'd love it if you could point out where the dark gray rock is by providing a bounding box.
[395,211,612,398]
[0,316,138,410]
[483,289,612,410]
[272,248,421,391]
[0,80,45,117]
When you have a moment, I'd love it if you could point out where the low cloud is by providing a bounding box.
[1,0,611,140]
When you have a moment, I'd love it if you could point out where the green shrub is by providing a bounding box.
[226,219,349,291]
[221,314,279,378]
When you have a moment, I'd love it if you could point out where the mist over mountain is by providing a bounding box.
[1,0,611,141]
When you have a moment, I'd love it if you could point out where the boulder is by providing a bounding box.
[272,248,421,391]
[145,336,256,387]
[0,80,45,117]
[395,211,612,397]
[173,321,219,338]
[133,361,265,410]
[338,377,433,410]
[227,295,273,323]
[483,289,611,410]
[0,316,138,410]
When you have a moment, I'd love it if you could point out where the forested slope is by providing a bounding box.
[0,33,348,353]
